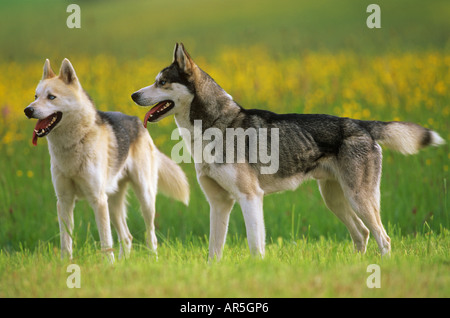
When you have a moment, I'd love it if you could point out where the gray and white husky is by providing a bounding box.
[25,58,189,262]
[132,43,444,260]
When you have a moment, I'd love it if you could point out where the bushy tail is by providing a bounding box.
[360,120,445,154]
[157,150,190,205]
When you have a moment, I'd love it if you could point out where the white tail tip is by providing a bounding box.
[430,131,445,147]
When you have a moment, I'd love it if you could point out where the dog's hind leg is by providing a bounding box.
[318,179,370,253]
[128,138,159,256]
[109,179,133,259]
[130,172,158,255]
[344,189,390,257]
[338,140,391,256]
[198,175,235,261]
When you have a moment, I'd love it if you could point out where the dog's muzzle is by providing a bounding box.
[131,92,142,103]
[24,106,35,119]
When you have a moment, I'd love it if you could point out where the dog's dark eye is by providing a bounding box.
[160,80,166,86]
[47,94,56,100]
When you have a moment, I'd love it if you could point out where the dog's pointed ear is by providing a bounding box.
[42,59,56,80]
[58,58,78,85]
[173,42,195,75]
[172,42,179,63]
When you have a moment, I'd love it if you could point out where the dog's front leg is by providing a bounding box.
[54,173,76,260]
[208,198,235,261]
[239,192,266,258]
[57,196,75,260]
[198,175,235,261]
[88,193,115,263]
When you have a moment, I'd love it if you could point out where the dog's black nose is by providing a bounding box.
[24,106,34,118]
[131,92,141,102]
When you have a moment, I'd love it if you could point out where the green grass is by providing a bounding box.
[0,0,449,298]
[1,232,449,297]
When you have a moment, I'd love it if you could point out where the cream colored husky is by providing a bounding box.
[25,59,189,262]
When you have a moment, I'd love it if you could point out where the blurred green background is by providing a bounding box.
[0,0,449,62]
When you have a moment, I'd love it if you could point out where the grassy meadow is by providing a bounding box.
[0,0,449,298]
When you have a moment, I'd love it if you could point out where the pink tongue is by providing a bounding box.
[32,131,38,146]
[143,103,163,128]
[31,117,53,146]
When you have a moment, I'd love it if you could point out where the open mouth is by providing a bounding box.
[143,100,174,128]
[32,112,62,146]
